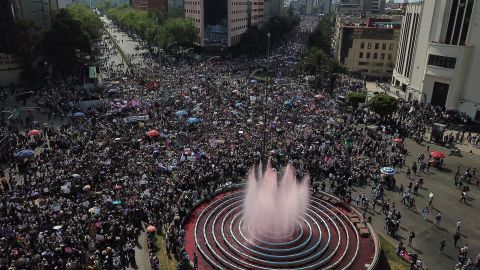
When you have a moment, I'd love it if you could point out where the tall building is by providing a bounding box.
[391,3,421,92]
[335,17,401,78]
[132,0,167,11]
[264,0,283,20]
[185,0,264,48]
[167,0,183,13]
[336,0,385,15]
[303,0,331,15]
[391,0,480,119]
[1,0,63,86]
[111,0,131,7]
[12,0,58,29]
[0,0,16,54]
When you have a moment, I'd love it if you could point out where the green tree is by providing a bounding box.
[369,94,398,116]
[301,47,328,75]
[42,10,91,73]
[347,91,367,107]
[157,18,196,49]
[66,4,103,40]
[308,16,334,55]
[236,15,299,55]
[324,59,347,87]
[106,6,159,43]
[13,20,42,80]
[237,27,268,55]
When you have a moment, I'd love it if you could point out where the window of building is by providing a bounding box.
[358,61,369,66]
[427,54,456,69]
[382,43,386,50]
[366,52,371,59]
[389,44,394,50]
[373,53,378,59]
[375,43,379,49]
[381,53,385,60]
[359,52,364,58]
[388,54,392,60]
[368,42,372,49]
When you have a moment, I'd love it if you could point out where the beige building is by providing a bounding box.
[335,17,400,78]
[185,0,264,48]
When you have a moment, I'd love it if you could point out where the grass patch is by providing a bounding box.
[377,234,410,270]
[155,232,178,270]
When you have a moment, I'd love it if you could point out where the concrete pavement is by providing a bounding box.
[351,138,480,270]
[127,229,153,270]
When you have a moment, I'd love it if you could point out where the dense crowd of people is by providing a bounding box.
[1,15,479,270]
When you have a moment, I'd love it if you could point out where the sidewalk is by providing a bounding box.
[364,81,406,99]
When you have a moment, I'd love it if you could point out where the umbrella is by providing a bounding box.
[83,185,91,191]
[112,200,122,205]
[284,100,293,108]
[187,117,201,124]
[146,130,160,137]
[88,207,100,215]
[393,138,403,143]
[314,94,325,100]
[15,149,35,158]
[380,167,396,176]
[430,151,445,159]
[72,174,81,178]
[73,112,85,117]
[53,225,63,230]
[235,102,243,108]
[28,129,41,136]
[175,110,188,116]
[147,225,157,233]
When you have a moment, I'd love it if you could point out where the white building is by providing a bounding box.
[391,0,480,120]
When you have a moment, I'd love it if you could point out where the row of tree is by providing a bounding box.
[15,4,102,79]
[106,6,159,42]
[105,6,196,48]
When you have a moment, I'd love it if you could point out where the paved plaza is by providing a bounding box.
[352,138,480,270]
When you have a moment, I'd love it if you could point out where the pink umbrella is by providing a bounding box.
[28,130,41,136]
[147,225,156,233]
[146,130,160,138]
[430,151,445,159]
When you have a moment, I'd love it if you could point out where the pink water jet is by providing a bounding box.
[243,161,310,240]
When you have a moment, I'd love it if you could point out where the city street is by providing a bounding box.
[100,16,149,68]
[352,138,480,270]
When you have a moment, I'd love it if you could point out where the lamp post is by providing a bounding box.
[262,33,271,161]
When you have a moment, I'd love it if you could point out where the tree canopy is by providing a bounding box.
[347,91,367,107]
[13,20,42,80]
[66,4,103,40]
[301,46,347,87]
[369,93,398,116]
[106,6,159,42]
[157,18,197,49]
[308,16,334,56]
[237,15,300,55]
[42,10,92,73]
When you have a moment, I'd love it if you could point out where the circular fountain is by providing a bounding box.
[182,164,379,270]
